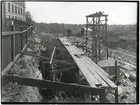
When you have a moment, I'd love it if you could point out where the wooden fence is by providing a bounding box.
[2,26,33,70]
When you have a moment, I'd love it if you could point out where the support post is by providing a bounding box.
[86,16,88,36]
[100,89,107,103]
[105,16,108,59]
[82,40,84,52]
[115,60,118,82]
[95,17,97,63]
[115,87,118,103]
[13,25,16,58]
[85,37,88,54]
[92,17,96,62]
[30,26,32,38]
[10,22,15,61]
[20,26,23,50]
[11,33,14,61]
[99,37,101,59]
[26,26,28,43]
[98,16,101,60]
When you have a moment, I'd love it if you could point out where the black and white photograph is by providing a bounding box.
[1,0,138,104]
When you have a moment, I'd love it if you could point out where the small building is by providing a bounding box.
[98,58,120,76]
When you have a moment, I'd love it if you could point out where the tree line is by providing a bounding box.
[34,22,84,35]
[34,21,136,37]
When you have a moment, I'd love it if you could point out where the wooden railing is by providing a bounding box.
[2,26,33,72]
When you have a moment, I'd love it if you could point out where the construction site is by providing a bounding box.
[2,11,137,103]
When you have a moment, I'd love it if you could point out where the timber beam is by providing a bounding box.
[3,75,104,95]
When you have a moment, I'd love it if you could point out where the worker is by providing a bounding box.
[81,27,84,35]
[67,28,71,38]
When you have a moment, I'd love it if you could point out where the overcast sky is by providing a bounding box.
[26,2,137,25]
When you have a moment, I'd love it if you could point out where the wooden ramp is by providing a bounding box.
[58,37,117,89]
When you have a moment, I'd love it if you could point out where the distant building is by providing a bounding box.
[2,2,5,29]
[4,1,26,21]
[2,1,27,31]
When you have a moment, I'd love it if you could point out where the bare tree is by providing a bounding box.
[25,11,33,25]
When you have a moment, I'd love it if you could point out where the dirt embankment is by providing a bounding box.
[2,43,43,102]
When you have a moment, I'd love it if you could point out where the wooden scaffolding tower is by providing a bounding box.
[86,11,109,63]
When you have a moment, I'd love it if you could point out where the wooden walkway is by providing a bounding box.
[59,37,117,89]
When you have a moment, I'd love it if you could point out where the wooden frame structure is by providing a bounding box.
[86,11,109,63]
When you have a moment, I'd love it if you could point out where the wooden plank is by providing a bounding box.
[82,57,108,87]
[75,46,109,77]
[3,75,104,95]
[50,67,76,74]
[72,42,116,88]
[85,56,117,88]
[20,51,74,65]
[62,43,100,87]
[71,46,108,88]
[71,46,108,87]
[86,56,110,77]
[2,62,14,76]
[50,47,56,64]
[67,48,99,86]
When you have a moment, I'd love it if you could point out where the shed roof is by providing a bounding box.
[98,58,120,67]
[86,12,108,17]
